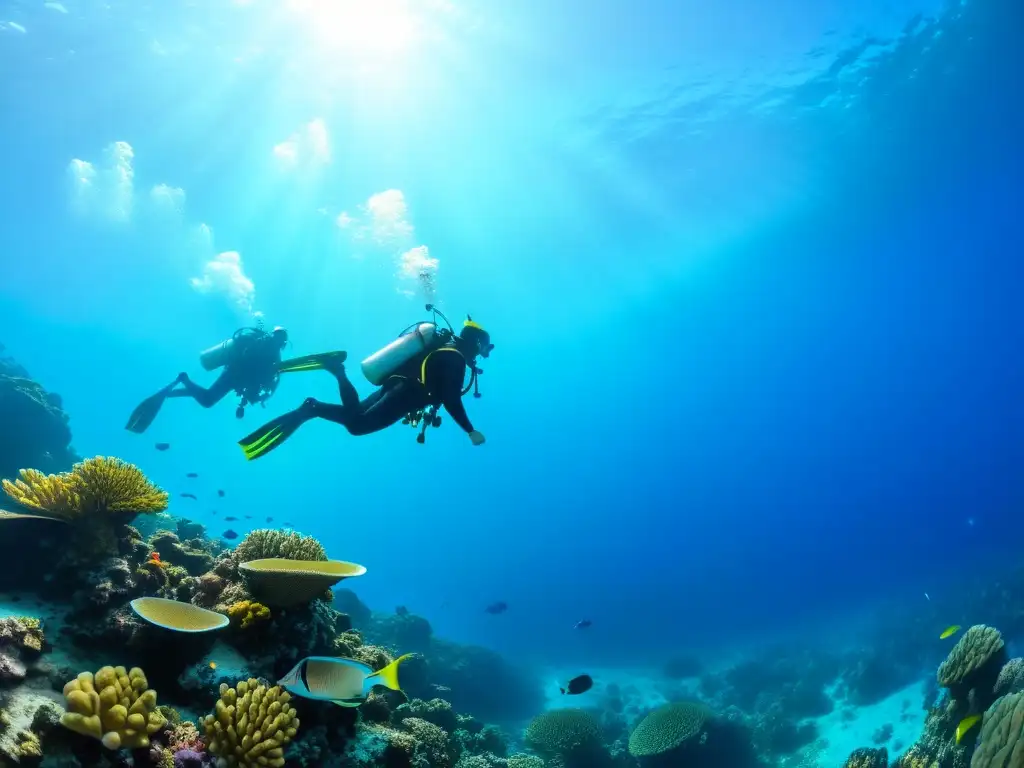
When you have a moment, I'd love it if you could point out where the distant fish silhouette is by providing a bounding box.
[561,674,593,695]
[224,516,239,522]
[155,443,171,451]
[211,510,218,515]
[180,493,198,501]
[222,529,238,540]
[244,515,253,519]
[217,489,226,497]
[484,601,508,615]
[284,521,294,526]
[574,619,593,630]
[186,472,198,478]
[266,516,274,523]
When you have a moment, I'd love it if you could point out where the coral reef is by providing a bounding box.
[843,746,889,767]
[231,529,327,562]
[524,709,604,763]
[226,600,271,630]
[0,617,45,686]
[628,701,712,759]
[202,679,299,767]
[60,665,167,749]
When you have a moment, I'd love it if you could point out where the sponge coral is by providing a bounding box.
[969,691,1024,768]
[231,529,326,562]
[937,624,1007,699]
[628,701,713,758]
[2,457,168,522]
[201,679,299,767]
[60,666,167,750]
[226,600,271,629]
[524,709,602,760]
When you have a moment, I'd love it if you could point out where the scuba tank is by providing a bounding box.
[199,337,236,371]
[361,322,439,386]
[198,328,266,371]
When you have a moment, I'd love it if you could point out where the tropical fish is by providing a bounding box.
[561,674,593,695]
[266,516,274,523]
[484,601,508,615]
[155,443,171,451]
[278,654,413,707]
[224,516,239,522]
[574,619,592,630]
[217,490,226,497]
[956,714,981,744]
[209,662,217,670]
[186,472,199,478]
[180,493,197,501]
[222,529,238,540]
[940,625,962,640]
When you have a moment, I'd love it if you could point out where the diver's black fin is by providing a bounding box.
[238,406,316,461]
[277,351,347,374]
[125,381,177,434]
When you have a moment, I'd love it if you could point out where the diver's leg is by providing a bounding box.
[323,362,361,410]
[167,370,234,408]
[340,381,424,436]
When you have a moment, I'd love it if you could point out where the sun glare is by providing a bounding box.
[286,0,419,57]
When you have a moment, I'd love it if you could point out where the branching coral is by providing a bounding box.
[524,709,603,761]
[2,457,168,522]
[843,746,889,768]
[231,529,326,562]
[400,717,454,768]
[628,701,713,758]
[507,755,545,768]
[201,679,299,767]
[227,600,271,629]
[60,665,167,749]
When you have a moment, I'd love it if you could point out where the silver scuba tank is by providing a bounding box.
[361,323,438,386]
[199,337,235,371]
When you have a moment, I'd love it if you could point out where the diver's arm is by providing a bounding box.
[436,356,475,433]
[441,387,474,433]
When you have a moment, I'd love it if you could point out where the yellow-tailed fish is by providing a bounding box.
[940,625,962,640]
[277,653,413,707]
[209,662,217,670]
[956,714,982,744]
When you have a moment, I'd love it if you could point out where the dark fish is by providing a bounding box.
[266,517,274,523]
[484,601,508,615]
[574,619,592,630]
[211,510,218,515]
[180,493,198,501]
[224,516,239,522]
[217,490,225,497]
[244,515,252,519]
[155,443,171,451]
[186,472,199,478]
[561,674,593,695]
[222,529,238,540]
[284,521,294,526]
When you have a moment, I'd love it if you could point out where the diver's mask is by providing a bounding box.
[460,321,493,359]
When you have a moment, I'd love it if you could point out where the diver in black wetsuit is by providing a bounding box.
[238,318,493,461]
[125,326,289,433]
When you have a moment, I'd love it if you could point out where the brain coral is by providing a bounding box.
[524,709,601,759]
[628,701,713,758]
[938,625,1006,693]
[969,691,1024,768]
[995,659,1024,698]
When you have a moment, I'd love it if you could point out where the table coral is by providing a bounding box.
[201,679,299,767]
[60,665,167,749]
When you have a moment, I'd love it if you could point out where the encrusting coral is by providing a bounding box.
[2,456,168,522]
[59,665,167,750]
[201,678,299,767]
[231,529,327,562]
[227,600,271,629]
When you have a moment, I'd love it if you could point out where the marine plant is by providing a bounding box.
[628,701,714,758]
[201,679,299,767]
[60,665,167,750]
[231,528,327,562]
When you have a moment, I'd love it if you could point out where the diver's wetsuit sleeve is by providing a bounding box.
[431,351,475,433]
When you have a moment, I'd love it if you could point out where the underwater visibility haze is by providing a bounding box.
[0,0,1022,766]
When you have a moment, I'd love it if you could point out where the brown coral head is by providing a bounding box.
[238,558,366,607]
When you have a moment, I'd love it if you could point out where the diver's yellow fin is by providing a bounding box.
[365,653,415,692]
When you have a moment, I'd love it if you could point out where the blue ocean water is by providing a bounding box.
[0,0,1021,741]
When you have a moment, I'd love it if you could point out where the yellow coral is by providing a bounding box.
[226,600,271,629]
[16,730,42,759]
[2,457,168,522]
[60,666,167,750]
[201,679,299,768]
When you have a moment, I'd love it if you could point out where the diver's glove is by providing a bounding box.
[469,430,486,446]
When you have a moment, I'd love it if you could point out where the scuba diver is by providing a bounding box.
[237,306,493,461]
[125,325,289,434]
